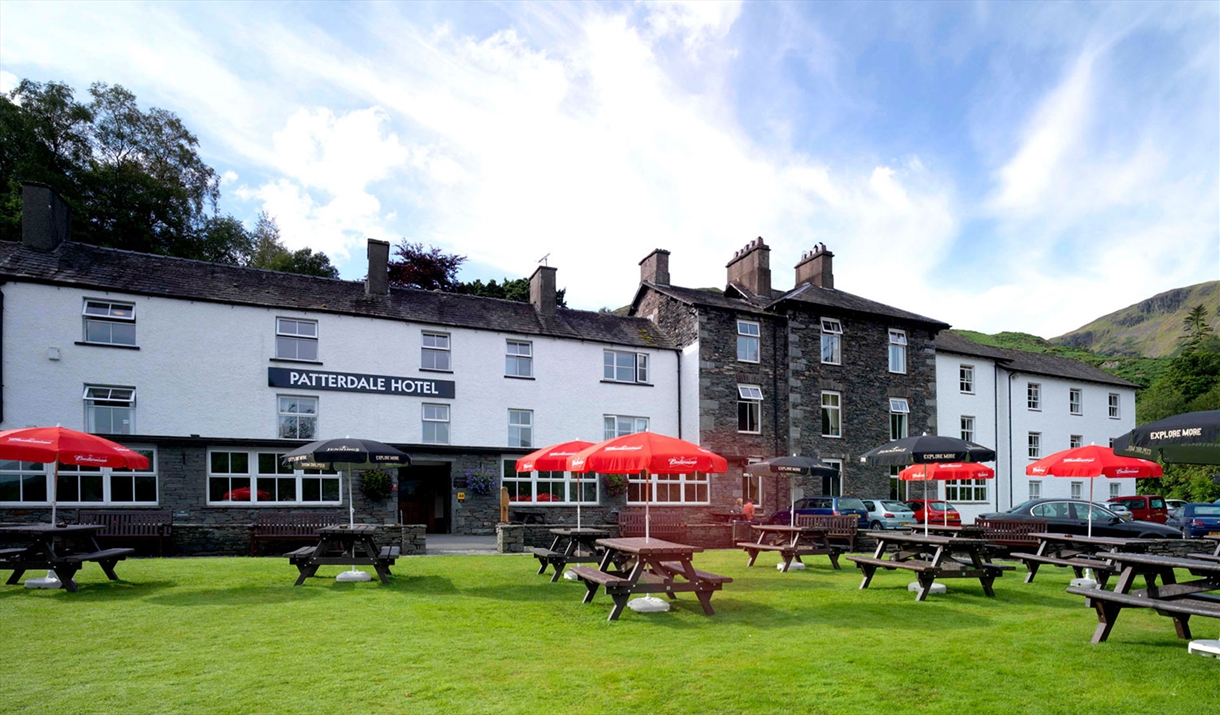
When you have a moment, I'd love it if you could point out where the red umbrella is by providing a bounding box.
[0,426,149,524]
[898,463,995,532]
[567,432,727,540]
[515,440,595,528]
[1026,445,1162,537]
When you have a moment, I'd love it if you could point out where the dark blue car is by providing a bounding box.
[1167,503,1220,538]
[766,496,870,528]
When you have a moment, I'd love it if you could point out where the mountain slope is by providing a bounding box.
[1052,281,1219,358]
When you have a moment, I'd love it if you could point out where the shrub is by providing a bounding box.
[360,468,393,501]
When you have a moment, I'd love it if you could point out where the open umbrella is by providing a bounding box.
[1026,445,1162,538]
[745,456,840,527]
[515,440,595,529]
[1113,410,1220,465]
[898,463,995,529]
[861,434,996,535]
[282,437,410,582]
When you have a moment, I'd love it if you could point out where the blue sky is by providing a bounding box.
[2,1,1216,337]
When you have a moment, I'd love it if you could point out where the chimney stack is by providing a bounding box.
[795,243,834,289]
[22,183,71,252]
[639,249,670,286]
[365,239,390,296]
[530,265,557,316]
[725,237,771,297]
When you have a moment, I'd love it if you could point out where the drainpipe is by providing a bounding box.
[676,347,682,440]
[0,287,4,424]
[994,362,999,513]
[1007,369,1015,511]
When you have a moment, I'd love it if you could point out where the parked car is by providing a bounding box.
[1165,499,1188,519]
[1166,502,1220,538]
[766,496,870,528]
[978,499,1182,538]
[1106,503,1134,521]
[1106,495,1168,524]
[904,499,961,525]
[861,499,917,530]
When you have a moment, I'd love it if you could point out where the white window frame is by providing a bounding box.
[1027,383,1041,411]
[2,447,159,506]
[421,331,451,371]
[1109,482,1121,498]
[603,350,650,384]
[960,416,975,443]
[508,409,533,448]
[821,391,842,438]
[502,459,597,505]
[1028,480,1042,500]
[1028,432,1041,459]
[275,317,318,361]
[1070,481,1083,500]
[206,448,340,506]
[959,365,974,394]
[83,385,135,435]
[422,403,450,445]
[277,395,317,440]
[628,472,710,505]
[822,459,843,496]
[604,415,649,440]
[820,318,842,365]
[737,320,760,363]
[505,340,533,378]
[1069,388,1083,416]
[889,398,909,440]
[1108,393,1120,419]
[1070,434,1083,449]
[944,479,987,503]
[888,329,907,374]
[82,298,136,346]
[737,384,763,434]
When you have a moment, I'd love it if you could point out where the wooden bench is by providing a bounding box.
[78,510,173,556]
[657,561,733,585]
[618,511,684,541]
[1189,552,1220,564]
[250,512,343,556]
[3,546,135,592]
[976,518,1047,556]
[1067,586,1220,643]
[1011,551,1118,588]
[795,514,858,550]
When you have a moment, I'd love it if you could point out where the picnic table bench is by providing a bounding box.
[1190,534,1220,563]
[737,524,842,572]
[0,524,135,592]
[848,530,1013,601]
[794,514,858,550]
[975,517,1047,555]
[1011,533,1157,589]
[571,537,731,621]
[532,527,610,582]
[78,509,173,556]
[250,512,343,556]
[288,524,397,585]
[617,511,684,541]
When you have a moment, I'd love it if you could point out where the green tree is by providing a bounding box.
[245,212,338,278]
[1181,304,1216,354]
[462,276,566,307]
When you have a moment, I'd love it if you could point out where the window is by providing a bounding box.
[629,472,709,504]
[604,415,649,440]
[743,460,763,505]
[1070,482,1082,500]
[83,299,135,346]
[1070,434,1083,449]
[422,404,450,444]
[737,385,763,433]
[604,350,649,384]
[84,386,135,435]
[945,479,987,502]
[1069,388,1082,415]
[888,330,907,374]
[959,365,974,394]
[821,459,843,496]
[2,448,159,505]
[1028,432,1041,459]
[820,318,842,365]
[821,391,842,438]
[421,332,451,371]
[1027,383,1041,410]
[275,318,317,361]
[889,398,909,440]
[208,449,339,505]
[889,465,902,500]
[508,409,532,448]
[1109,482,1121,498]
[501,460,596,504]
[1108,393,1120,419]
[277,395,317,440]
[0,460,48,503]
[737,321,760,362]
[1028,480,1041,500]
[505,340,533,378]
[960,416,975,443]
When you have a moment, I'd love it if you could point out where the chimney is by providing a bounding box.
[365,239,389,296]
[22,183,72,252]
[795,242,834,289]
[530,265,557,316]
[725,237,771,297]
[639,249,670,286]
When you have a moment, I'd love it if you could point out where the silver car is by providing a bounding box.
[861,499,917,530]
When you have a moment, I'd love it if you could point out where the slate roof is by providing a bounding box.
[0,241,676,351]
[934,332,1138,388]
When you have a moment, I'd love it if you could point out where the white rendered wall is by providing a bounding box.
[2,282,680,447]
[934,353,1001,522]
[679,342,701,443]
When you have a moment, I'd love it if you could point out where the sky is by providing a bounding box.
[2,1,1217,338]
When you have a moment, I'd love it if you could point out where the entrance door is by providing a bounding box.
[398,464,451,534]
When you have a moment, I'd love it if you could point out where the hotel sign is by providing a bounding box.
[268,367,455,399]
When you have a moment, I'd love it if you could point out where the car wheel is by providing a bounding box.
[870,521,883,530]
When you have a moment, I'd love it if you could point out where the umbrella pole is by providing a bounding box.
[51,462,59,526]
[644,470,651,540]
[576,472,582,530]
[924,465,929,537]
[348,469,355,528]
[1088,478,1093,539]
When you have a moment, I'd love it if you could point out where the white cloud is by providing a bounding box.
[0,71,17,94]
[642,0,742,57]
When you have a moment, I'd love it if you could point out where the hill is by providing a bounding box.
[1051,281,1219,358]
[950,330,1169,389]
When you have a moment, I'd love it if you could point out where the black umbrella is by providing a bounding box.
[282,438,411,528]
[745,456,840,526]
[1113,410,1220,465]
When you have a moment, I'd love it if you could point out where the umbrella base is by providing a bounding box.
[335,569,372,583]
[627,596,670,613]
[25,571,62,589]
[777,561,806,571]
[563,569,580,581]
[1188,640,1220,658]
[1069,576,1098,589]
[908,581,946,594]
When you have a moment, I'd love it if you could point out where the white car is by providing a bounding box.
[861,499,917,530]
[1105,503,1134,521]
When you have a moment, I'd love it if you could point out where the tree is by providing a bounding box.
[245,212,338,278]
[1181,304,1215,353]
[387,241,466,291]
[463,276,567,307]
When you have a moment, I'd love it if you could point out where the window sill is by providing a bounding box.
[600,380,652,387]
[419,367,454,374]
[269,358,323,365]
[504,375,535,380]
[74,341,140,351]
[821,361,841,367]
[737,430,762,435]
[821,435,843,439]
[205,503,343,508]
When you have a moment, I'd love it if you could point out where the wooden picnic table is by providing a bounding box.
[847,530,1012,601]
[0,524,134,592]
[286,524,398,586]
[568,537,732,621]
[1066,551,1220,643]
[738,524,841,572]
[1012,532,1158,589]
[1190,534,1220,563]
[906,524,984,538]
[532,527,610,582]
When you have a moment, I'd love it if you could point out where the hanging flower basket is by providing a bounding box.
[360,468,393,501]
[602,474,628,498]
[465,467,498,496]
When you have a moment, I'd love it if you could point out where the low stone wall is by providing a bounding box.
[172,523,427,556]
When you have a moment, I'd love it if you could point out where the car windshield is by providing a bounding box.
[1149,498,1165,508]
[925,501,951,511]
[1009,500,1039,514]
[881,501,911,512]
[838,498,866,511]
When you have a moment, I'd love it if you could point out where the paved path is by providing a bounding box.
[424,534,499,555]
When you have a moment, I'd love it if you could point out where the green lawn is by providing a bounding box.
[0,550,1214,715]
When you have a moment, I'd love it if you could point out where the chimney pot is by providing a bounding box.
[365,239,390,296]
[21,183,71,252]
[725,236,771,297]
[795,244,834,289]
[639,249,670,286]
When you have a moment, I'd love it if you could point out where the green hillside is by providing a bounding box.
[1051,281,1219,358]
[950,330,1169,389]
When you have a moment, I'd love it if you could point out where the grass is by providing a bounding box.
[1,551,1216,715]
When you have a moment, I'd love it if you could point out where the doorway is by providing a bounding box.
[398,463,451,534]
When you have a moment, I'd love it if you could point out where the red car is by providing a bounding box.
[905,499,961,525]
